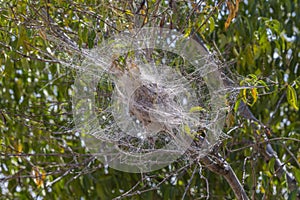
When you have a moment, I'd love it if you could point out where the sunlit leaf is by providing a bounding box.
[260,185,265,193]
[287,85,299,111]
[32,167,46,188]
[17,142,23,154]
[125,10,134,16]
[251,88,258,105]
[184,20,192,38]
[242,88,247,103]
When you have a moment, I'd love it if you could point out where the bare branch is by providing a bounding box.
[200,153,249,200]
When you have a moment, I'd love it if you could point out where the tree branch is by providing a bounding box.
[238,100,300,196]
[200,153,249,200]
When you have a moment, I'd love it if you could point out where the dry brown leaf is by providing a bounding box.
[225,0,240,30]
[32,166,46,188]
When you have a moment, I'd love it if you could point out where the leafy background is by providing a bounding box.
[0,0,299,199]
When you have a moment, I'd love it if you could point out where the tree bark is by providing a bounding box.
[200,154,249,200]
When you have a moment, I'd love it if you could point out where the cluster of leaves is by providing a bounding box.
[0,0,299,199]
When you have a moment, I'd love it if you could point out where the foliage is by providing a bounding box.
[0,0,299,199]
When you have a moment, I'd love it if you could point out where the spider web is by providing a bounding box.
[71,27,229,173]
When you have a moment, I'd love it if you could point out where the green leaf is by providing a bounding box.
[243,44,255,67]
[234,98,241,113]
[292,167,300,184]
[257,80,270,90]
[88,30,96,48]
[247,74,257,81]
[183,124,191,135]
[242,88,247,103]
[209,17,215,34]
[288,189,297,200]
[189,106,206,112]
[125,9,134,16]
[287,85,299,111]
[265,19,281,34]
[267,158,276,174]
[184,20,192,38]
[295,79,300,89]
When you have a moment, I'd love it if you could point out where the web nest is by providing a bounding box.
[72,28,228,173]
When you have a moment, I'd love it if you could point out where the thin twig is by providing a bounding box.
[181,164,198,200]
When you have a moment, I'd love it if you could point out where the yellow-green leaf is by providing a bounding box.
[260,186,265,193]
[189,106,206,112]
[184,21,192,38]
[183,124,194,138]
[287,85,299,111]
[251,88,258,105]
[209,17,215,34]
[234,99,241,113]
[184,124,191,135]
[242,88,247,103]
[125,10,134,16]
